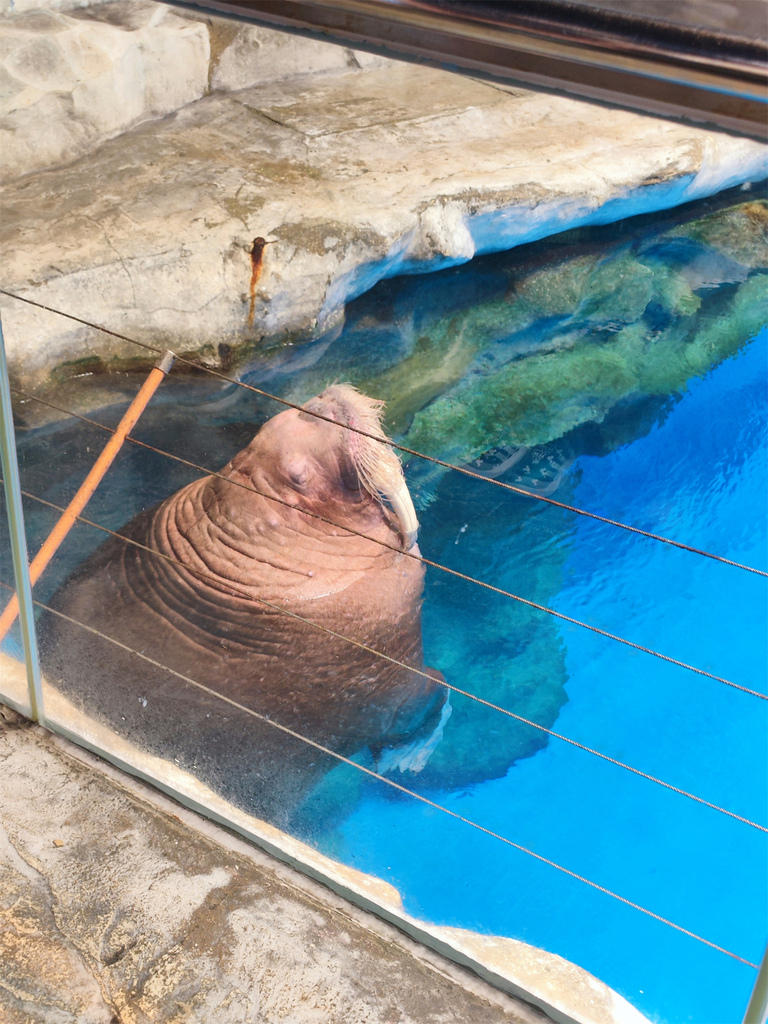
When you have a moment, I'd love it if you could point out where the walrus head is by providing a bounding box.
[302,385,419,549]
[226,384,419,550]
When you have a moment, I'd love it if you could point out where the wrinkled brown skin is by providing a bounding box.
[39,392,447,827]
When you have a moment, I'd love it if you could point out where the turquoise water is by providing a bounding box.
[3,187,767,1023]
[314,329,767,1024]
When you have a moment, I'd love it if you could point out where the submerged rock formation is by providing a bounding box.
[403,200,768,470]
[262,196,767,475]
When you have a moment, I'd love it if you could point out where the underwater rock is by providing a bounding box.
[669,198,768,269]
[255,195,767,477]
[399,199,768,470]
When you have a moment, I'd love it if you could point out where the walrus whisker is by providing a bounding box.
[303,383,419,549]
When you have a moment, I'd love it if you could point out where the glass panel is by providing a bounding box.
[0,612,33,720]
[3,183,767,1024]
[0,394,32,719]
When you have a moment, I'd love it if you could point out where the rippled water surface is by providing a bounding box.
[4,187,767,1024]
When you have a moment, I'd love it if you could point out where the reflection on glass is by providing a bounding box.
[6,185,768,1024]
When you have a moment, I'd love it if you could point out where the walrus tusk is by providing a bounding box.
[384,478,420,550]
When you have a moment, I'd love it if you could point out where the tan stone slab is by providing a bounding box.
[237,64,511,136]
[0,15,765,393]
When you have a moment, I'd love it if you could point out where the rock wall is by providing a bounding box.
[0,0,766,391]
[1,4,209,183]
[0,0,114,13]
[0,1,386,184]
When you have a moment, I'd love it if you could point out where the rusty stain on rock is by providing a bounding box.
[247,236,271,328]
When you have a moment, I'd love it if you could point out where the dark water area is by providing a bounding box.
[2,182,767,1023]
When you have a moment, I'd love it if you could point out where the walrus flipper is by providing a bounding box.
[370,666,451,774]
[376,694,452,774]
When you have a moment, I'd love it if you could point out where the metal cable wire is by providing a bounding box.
[3,288,765,579]
[0,576,758,972]
[7,386,766,702]
[3,300,765,980]
[7,479,767,833]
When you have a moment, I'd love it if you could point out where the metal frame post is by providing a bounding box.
[744,943,768,1024]
[0,314,44,722]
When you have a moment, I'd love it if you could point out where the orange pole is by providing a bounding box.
[0,350,174,644]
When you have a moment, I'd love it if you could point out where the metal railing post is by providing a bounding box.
[0,314,44,723]
[744,942,768,1024]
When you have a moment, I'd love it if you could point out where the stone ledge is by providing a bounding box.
[0,0,391,185]
[1,50,766,392]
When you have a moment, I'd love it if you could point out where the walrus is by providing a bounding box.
[38,385,448,826]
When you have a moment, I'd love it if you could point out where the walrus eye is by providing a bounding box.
[285,458,310,487]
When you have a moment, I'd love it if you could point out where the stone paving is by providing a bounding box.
[0,706,552,1024]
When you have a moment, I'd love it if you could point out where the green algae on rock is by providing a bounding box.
[400,200,768,469]
[670,198,768,269]
[271,196,767,476]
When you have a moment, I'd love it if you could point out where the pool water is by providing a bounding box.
[308,328,768,1024]
[4,188,767,1024]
